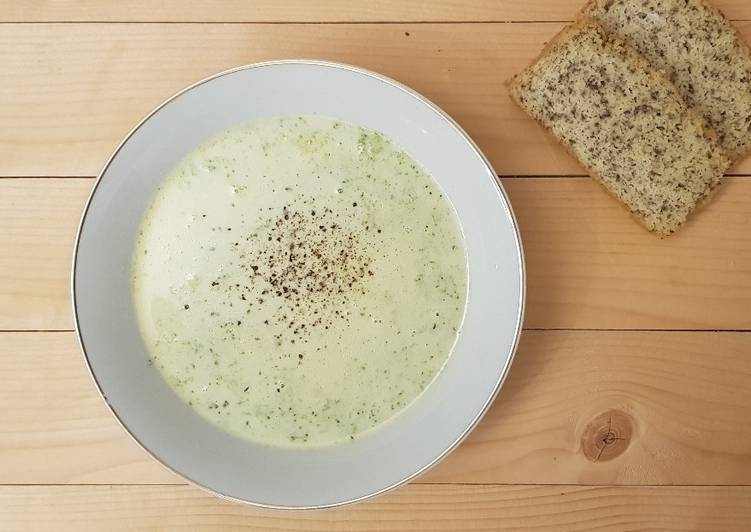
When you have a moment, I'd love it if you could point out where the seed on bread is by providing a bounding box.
[583,0,751,162]
[509,21,729,235]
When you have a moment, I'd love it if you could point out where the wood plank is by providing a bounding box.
[3,331,750,485]
[0,332,175,484]
[508,177,751,330]
[427,329,751,484]
[0,179,90,330]
[2,0,749,22]
[3,22,751,178]
[2,177,749,331]
[1,484,750,531]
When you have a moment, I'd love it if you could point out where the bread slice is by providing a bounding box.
[582,0,751,162]
[509,21,729,235]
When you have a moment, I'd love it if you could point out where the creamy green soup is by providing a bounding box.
[133,115,467,447]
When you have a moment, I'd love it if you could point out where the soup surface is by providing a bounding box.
[133,115,467,447]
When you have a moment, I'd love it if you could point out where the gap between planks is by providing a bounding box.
[3,328,751,333]
[1,0,749,24]
[1,482,751,487]
[0,178,751,180]
[0,20,583,25]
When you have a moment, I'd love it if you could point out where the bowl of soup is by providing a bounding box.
[73,60,525,509]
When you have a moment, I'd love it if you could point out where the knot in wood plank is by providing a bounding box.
[581,410,633,463]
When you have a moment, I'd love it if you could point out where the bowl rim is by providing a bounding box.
[71,59,526,510]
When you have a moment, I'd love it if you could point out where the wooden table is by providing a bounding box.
[2,1,751,530]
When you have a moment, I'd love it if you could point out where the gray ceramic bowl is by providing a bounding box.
[72,60,525,509]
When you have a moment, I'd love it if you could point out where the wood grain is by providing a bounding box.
[0,179,89,330]
[1,484,750,531]
[2,0,749,22]
[507,177,751,330]
[2,177,749,332]
[3,22,751,178]
[0,332,174,484]
[429,329,751,484]
[3,330,749,485]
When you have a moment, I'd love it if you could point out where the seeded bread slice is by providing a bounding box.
[582,0,751,162]
[509,21,729,235]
